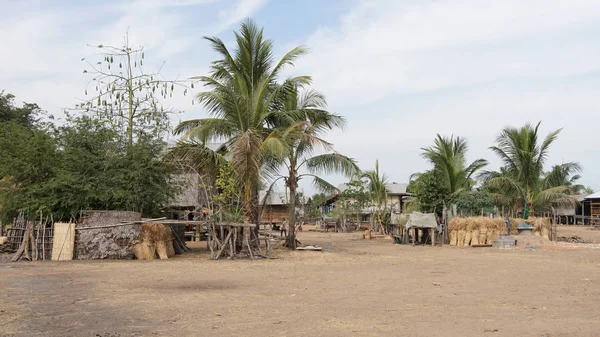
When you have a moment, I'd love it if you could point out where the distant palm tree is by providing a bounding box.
[174,19,310,225]
[542,163,584,194]
[362,160,389,234]
[263,87,359,247]
[480,122,578,216]
[421,134,488,200]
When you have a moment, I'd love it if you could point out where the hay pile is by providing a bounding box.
[132,223,175,260]
[448,217,551,246]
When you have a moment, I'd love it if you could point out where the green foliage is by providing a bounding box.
[0,92,56,222]
[0,92,177,221]
[174,19,311,227]
[454,190,495,216]
[338,179,370,216]
[212,160,242,222]
[306,192,327,217]
[421,134,487,201]
[0,91,40,127]
[479,121,579,215]
[407,169,449,216]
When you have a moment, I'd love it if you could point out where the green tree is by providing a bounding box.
[213,160,243,222]
[174,19,310,227]
[0,92,57,221]
[542,163,585,194]
[361,160,389,234]
[264,86,358,247]
[421,134,487,201]
[337,178,370,228]
[41,116,176,218]
[307,192,328,217]
[407,169,449,216]
[454,190,495,216]
[480,121,578,216]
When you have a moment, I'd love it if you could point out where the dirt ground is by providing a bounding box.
[1,226,600,337]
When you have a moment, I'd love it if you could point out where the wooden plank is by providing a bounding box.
[51,223,75,261]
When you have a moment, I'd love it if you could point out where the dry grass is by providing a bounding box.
[449,216,551,246]
[132,223,175,260]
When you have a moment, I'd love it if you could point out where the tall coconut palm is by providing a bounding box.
[480,122,577,216]
[421,134,488,200]
[174,19,310,225]
[542,163,584,194]
[262,86,359,248]
[361,160,389,234]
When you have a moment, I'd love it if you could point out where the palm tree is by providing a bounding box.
[543,163,584,194]
[480,121,577,216]
[362,160,389,234]
[174,19,310,225]
[263,87,359,248]
[421,134,488,200]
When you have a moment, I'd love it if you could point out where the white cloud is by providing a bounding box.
[0,0,268,116]
[288,0,600,192]
[2,0,600,194]
[293,0,600,102]
[215,0,269,33]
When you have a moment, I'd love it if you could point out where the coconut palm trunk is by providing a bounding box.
[286,171,298,248]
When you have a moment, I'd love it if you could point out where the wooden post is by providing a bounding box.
[207,229,214,257]
[245,229,253,260]
[412,228,417,246]
[30,224,37,261]
[213,230,233,260]
[431,228,435,246]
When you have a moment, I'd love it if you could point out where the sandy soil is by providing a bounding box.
[1,227,600,337]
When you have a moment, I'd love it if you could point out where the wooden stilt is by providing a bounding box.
[213,230,233,260]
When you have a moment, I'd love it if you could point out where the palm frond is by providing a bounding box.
[306,153,359,177]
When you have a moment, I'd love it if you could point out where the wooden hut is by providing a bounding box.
[585,192,600,224]
[259,191,289,227]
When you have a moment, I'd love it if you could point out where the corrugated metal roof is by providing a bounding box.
[336,182,409,195]
[259,190,288,206]
[584,192,600,200]
[386,183,408,195]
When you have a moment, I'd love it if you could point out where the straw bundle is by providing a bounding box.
[530,217,550,240]
[449,230,457,246]
[448,216,551,246]
[479,227,488,244]
[457,229,466,247]
[132,223,175,260]
[463,230,472,246]
[471,228,480,245]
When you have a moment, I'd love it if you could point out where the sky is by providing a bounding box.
[2,0,600,195]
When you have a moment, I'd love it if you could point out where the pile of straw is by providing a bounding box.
[448,217,550,246]
[132,223,175,260]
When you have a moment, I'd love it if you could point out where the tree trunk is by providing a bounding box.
[286,176,298,249]
[285,184,297,249]
[248,184,260,249]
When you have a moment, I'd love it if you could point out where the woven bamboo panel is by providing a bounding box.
[51,222,75,261]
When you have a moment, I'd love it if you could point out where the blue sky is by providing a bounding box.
[2,0,600,195]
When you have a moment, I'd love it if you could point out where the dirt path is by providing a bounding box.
[1,231,599,337]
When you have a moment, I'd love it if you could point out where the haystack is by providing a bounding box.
[448,216,551,247]
[132,223,175,260]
